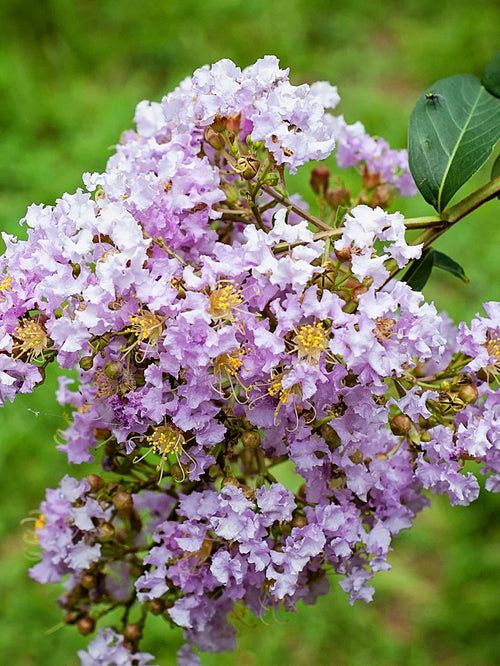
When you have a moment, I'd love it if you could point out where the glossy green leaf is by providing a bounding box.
[402,249,434,291]
[482,50,500,98]
[432,250,469,283]
[408,74,500,212]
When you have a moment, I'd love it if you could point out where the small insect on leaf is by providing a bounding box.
[425,92,444,107]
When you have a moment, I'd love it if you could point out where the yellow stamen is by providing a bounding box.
[136,424,194,482]
[486,331,500,361]
[147,425,184,456]
[34,514,46,534]
[292,322,327,364]
[213,350,244,378]
[127,310,164,347]
[14,319,50,361]
[93,368,115,400]
[0,274,12,291]
[484,330,500,381]
[208,283,243,322]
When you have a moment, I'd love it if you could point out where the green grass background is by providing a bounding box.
[1,1,500,664]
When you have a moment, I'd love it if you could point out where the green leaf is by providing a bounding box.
[492,154,500,199]
[482,50,500,98]
[402,249,434,291]
[432,250,469,283]
[408,74,500,212]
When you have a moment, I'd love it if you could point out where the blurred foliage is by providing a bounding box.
[1,1,500,664]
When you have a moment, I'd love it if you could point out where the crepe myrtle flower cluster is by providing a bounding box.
[2,56,500,665]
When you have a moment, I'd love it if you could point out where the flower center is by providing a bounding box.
[484,331,500,380]
[292,323,327,364]
[213,350,244,378]
[127,310,164,347]
[208,283,244,322]
[14,319,49,361]
[147,425,184,456]
[486,331,500,362]
[373,317,396,341]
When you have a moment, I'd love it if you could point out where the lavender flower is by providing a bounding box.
[3,56,498,665]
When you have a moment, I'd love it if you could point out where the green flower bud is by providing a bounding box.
[79,355,94,371]
[241,431,260,448]
[349,449,364,464]
[104,360,124,380]
[264,172,280,186]
[390,414,412,436]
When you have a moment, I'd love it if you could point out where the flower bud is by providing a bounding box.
[85,474,104,492]
[104,360,124,380]
[112,490,134,514]
[390,414,412,436]
[236,156,260,180]
[241,430,260,448]
[81,573,97,590]
[264,172,280,186]
[203,126,225,151]
[291,514,308,528]
[241,484,255,500]
[148,599,165,615]
[96,522,115,541]
[418,414,437,430]
[309,165,330,195]
[77,616,95,635]
[226,114,241,133]
[123,622,142,642]
[361,165,381,189]
[349,449,364,464]
[326,186,350,208]
[334,246,351,262]
[458,384,478,405]
[79,355,94,371]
